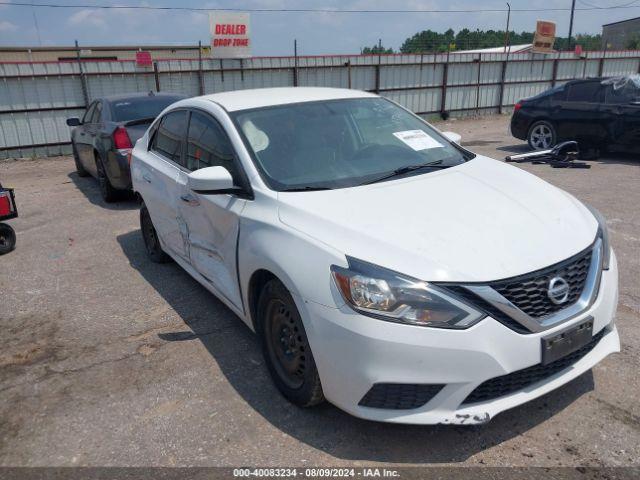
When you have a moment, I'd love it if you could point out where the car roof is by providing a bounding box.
[200,87,377,112]
[100,92,186,103]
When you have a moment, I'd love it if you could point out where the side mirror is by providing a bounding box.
[187,166,235,193]
[442,131,462,144]
[66,117,81,127]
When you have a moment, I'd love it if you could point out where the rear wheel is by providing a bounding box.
[527,120,556,150]
[140,204,170,263]
[258,279,324,407]
[95,154,118,203]
[72,143,89,177]
[0,223,16,255]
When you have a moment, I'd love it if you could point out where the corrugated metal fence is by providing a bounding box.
[1,50,640,159]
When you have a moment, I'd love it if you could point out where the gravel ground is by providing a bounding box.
[0,114,638,467]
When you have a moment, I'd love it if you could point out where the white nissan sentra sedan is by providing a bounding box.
[131,87,619,425]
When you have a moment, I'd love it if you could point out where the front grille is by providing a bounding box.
[359,383,445,410]
[462,328,606,405]
[490,247,593,318]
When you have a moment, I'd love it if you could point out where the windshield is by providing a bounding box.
[111,96,184,122]
[232,97,472,190]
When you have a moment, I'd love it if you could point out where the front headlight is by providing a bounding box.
[331,257,485,329]
[585,204,611,270]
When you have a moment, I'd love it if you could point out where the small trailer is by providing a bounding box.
[0,183,18,254]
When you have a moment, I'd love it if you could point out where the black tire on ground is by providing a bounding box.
[140,204,171,263]
[95,154,118,203]
[72,142,89,177]
[258,278,325,407]
[0,223,16,255]
[527,120,557,150]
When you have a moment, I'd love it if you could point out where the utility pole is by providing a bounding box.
[568,0,576,51]
[503,3,511,53]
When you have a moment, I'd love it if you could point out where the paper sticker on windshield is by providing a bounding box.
[393,130,443,151]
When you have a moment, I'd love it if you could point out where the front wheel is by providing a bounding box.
[72,142,89,177]
[527,120,557,150]
[0,223,16,255]
[258,279,324,407]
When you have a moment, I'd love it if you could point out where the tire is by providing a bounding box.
[95,154,118,203]
[258,279,324,407]
[527,120,557,150]
[72,142,89,177]
[140,204,170,263]
[0,223,16,255]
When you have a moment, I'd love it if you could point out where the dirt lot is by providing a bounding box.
[0,114,638,467]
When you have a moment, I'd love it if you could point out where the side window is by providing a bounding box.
[566,82,602,103]
[150,110,188,165]
[186,111,236,177]
[82,102,96,123]
[92,102,103,123]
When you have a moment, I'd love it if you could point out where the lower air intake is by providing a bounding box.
[358,383,445,410]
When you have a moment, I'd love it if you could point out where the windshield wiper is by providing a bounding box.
[360,159,448,186]
[280,186,334,192]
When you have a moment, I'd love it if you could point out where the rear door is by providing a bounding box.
[556,81,608,145]
[141,109,190,261]
[176,109,248,310]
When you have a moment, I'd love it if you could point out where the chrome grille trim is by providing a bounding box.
[462,238,603,333]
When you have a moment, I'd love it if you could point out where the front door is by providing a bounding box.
[75,101,97,172]
[177,109,247,310]
[602,82,640,146]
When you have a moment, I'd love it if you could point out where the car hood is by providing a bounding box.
[277,156,598,282]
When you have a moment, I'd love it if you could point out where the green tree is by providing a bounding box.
[361,44,394,54]
[391,28,602,53]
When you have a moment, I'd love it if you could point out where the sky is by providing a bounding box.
[0,0,639,55]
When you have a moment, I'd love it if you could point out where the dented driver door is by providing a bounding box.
[176,109,247,311]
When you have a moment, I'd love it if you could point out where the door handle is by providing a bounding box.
[142,173,152,183]
[180,193,200,206]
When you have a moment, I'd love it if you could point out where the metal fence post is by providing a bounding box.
[498,60,507,114]
[440,49,450,116]
[375,46,382,94]
[346,60,352,89]
[153,61,161,92]
[293,39,298,87]
[198,41,204,95]
[475,54,482,114]
[75,40,89,107]
[552,58,559,86]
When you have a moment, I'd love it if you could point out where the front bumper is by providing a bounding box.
[299,253,619,425]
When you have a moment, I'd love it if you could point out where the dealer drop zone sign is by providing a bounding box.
[209,12,251,58]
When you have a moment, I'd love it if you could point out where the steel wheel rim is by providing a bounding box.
[531,124,553,149]
[265,298,307,389]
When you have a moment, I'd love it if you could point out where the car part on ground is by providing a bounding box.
[506,141,591,168]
